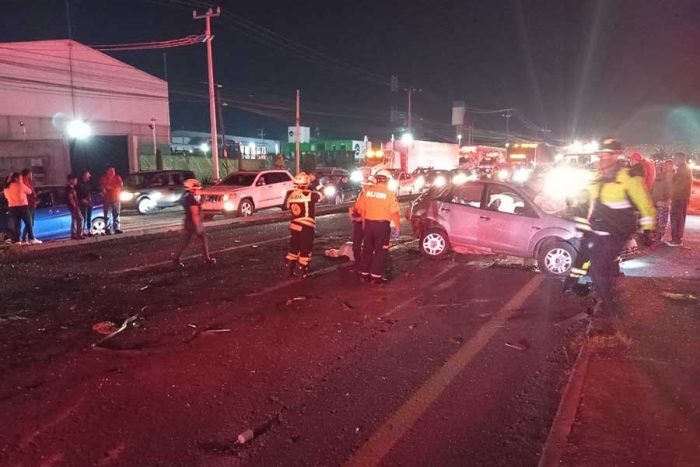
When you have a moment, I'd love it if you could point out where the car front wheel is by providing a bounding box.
[238,199,255,217]
[420,228,450,259]
[137,197,155,215]
[90,217,107,236]
[538,240,575,276]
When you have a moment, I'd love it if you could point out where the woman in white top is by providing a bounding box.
[3,172,41,244]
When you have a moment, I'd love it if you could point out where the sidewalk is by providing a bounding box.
[556,219,700,466]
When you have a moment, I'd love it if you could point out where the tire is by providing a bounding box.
[420,228,451,259]
[537,240,576,276]
[238,199,255,217]
[90,217,107,236]
[137,197,154,215]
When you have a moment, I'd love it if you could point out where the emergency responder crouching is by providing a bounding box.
[173,179,216,267]
[354,169,401,284]
[587,138,655,334]
[285,172,324,278]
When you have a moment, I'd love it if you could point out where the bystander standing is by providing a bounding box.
[669,152,693,246]
[651,160,674,242]
[20,169,38,243]
[66,174,84,240]
[3,172,41,245]
[100,166,123,235]
[76,170,94,236]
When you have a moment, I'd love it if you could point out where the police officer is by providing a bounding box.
[354,169,401,284]
[349,175,376,264]
[587,138,655,334]
[285,172,324,278]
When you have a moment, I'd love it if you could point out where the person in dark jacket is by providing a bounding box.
[66,174,85,240]
[76,170,94,236]
[20,169,38,243]
[668,153,693,246]
[651,160,674,242]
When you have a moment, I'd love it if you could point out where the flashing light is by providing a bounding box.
[512,169,532,183]
[414,176,425,189]
[223,201,235,211]
[543,167,593,199]
[452,173,468,184]
[509,154,527,160]
[67,120,91,139]
[434,176,447,187]
[200,143,210,152]
[324,185,337,197]
[402,133,413,144]
[351,171,364,182]
[497,170,510,181]
[120,192,135,202]
[512,143,538,149]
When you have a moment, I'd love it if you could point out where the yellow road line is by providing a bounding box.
[345,274,544,467]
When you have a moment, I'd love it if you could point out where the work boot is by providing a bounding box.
[173,258,185,268]
[206,257,217,265]
[359,274,370,284]
[371,276,389,285]
[298,266,309,279]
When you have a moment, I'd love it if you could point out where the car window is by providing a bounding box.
[37,191,54,209]
[219,173,256,186]
[448,183,484,208]
[171,172,183,185]
[268,172,291,184]
[486,184,531,216]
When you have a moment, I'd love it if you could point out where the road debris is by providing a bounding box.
[660,291,698,301]
[285,296,307,306]
[237,429,254,444]
[342,301,355,311]
[139,285,151,291]
[187,324,197,328]
[92,314,140,348]
[92,321,118,335]
[505,338,531,351]
[202,328,231,334]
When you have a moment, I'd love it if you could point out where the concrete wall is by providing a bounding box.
[0,139,70,185]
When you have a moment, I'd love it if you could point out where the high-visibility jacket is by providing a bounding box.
[589,167,656,235]
[287,188,323,228]
[354,183,400,222]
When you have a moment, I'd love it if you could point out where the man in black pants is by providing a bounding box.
[354,170,401,285]
[285,172,323,278]
[76,170,94,236]
[669,152,692,247]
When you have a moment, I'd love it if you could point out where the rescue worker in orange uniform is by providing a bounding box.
[349,175,376,265]
[285,172,324,278]
[354,169,401,284]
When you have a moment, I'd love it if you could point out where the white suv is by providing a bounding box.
[200,170,295,218]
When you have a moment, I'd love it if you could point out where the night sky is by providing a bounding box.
[2,0,700,145]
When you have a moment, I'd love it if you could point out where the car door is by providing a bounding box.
[254,173,275,208]
[267,172,291,206]
[478,183,535,255]
[34,188,71,240]
[435,182,486,250]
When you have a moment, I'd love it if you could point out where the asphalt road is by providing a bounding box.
[0,207,588,467]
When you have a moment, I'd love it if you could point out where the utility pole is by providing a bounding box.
[162,52,168,81]
[215,85,229,174]
[295,90,301,175]
[193,7,221,180]
[150,117,157,155]
[258,128,266,140]
[405,88,421,134]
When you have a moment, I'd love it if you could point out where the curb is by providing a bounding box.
[538,331,592,467]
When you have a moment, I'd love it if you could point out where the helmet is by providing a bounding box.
[294,172,310,186]
[183,178,202,191]
[599,138,623,153]
[630,152,643,162]
[374,169,393,181]
[367,175,377,184]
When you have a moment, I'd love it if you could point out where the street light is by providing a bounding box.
[200,143,210,152]
[67,120,91,139]
[457,134,463,145]
[402,133,413,145]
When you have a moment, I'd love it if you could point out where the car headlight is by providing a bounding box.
[434,176,446,187]
[512,170,531,183]
[414,177,425,189]
[497,170,510,181]
[452,174,468,184]
[324,185,337,197]
[223,194,229,201]
[120,192,134,201]
[351,171,363,183]
[223,201,235,211]
[388,180,399,191]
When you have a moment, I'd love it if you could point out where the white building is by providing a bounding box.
[171,130,280,159]
[0,39,170,184]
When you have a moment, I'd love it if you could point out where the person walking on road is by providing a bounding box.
[20,169,38,243]
[668,152,692,247]
[66,174,84,240]
[100,166,123,235]
[76,170,94,236]
[173,179,215,267]
[587,139,655,334]
[285,172,323,278]
[651,160,674,242]
[354,169,401,285]
[3,172,41,245]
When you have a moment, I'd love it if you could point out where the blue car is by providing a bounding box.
[1,185,106,243]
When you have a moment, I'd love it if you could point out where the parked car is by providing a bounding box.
[120,170,196,214]
[407,180,580,275]
[200,170,295,218]
[1,186,106,243]
[386,169,416,195]
[415,169,450,191]
[314,167,362,204]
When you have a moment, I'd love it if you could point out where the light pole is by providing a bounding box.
[150,117,157,156]
[502,111,512,142]
[193,7,221,180]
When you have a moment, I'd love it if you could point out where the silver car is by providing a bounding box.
[408,181,579,275]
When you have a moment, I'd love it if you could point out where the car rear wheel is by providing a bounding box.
[238,199,255,217]
[538,240,575,276]
[137,197,155,215]
[420,228,450,259]
[90,217,107,236]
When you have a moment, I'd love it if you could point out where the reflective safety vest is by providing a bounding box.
[287,188,323,228]
[354,184,400,222]
[589,167,656,236]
